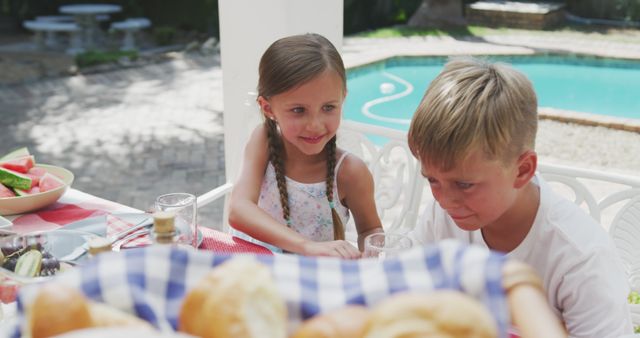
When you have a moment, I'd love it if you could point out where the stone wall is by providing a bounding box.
[465,1,566,30]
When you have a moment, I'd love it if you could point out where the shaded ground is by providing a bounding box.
[0,50,226,228]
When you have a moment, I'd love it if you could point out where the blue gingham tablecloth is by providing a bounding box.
[11,239,509,337]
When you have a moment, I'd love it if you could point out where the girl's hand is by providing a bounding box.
[302,240,361,259]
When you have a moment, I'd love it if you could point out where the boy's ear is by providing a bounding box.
[514,150,537,189]
[257,96,274,119]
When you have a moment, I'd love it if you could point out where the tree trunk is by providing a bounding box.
[408,0,466,28]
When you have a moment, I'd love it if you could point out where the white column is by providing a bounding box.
[218,0,343,183]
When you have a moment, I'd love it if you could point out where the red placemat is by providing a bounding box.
[106,214,272,254]
[199,226,272,254]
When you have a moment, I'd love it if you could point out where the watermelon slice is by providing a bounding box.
[0,168,32,190]
[39,172,65,192]
[0,147,30,161]
[0,155,35,174]
[27,167,47,177]
[24,173,40,188]
[23,167,48,188]
[14,186,41,196]
[0,184,15,198]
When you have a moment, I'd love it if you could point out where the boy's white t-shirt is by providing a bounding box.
[409,175,633,338]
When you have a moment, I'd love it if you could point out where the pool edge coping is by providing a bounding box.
[345,53,640,134]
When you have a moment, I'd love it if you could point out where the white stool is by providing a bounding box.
[110,18,151,51]
[23,20,83,54]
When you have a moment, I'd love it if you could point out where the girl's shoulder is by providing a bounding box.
[335,148,370,178]
[250,124,268,142]
[245,124,269,151]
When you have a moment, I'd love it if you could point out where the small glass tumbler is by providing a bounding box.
[363,232,413,260]
[155,193,197,247]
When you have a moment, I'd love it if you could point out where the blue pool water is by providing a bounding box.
[344,55,640,130]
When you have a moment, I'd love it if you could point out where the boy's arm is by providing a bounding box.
[337,155,383,251]
[558,247,633,338]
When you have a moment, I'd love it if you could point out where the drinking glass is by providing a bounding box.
[363,233,413,260]
[155,193,197,247]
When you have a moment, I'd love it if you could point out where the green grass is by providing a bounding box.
[75,50,139,68]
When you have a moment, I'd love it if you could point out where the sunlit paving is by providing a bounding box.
[1,1,639,337]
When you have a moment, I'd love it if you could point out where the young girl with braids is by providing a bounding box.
[228,33,383,258]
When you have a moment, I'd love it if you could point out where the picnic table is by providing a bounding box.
[0,187,271,333]
[59,3,122,50]
[3,188,272,254]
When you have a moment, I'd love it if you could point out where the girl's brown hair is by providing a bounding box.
[258,33,346,240]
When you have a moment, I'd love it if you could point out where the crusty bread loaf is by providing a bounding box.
[28,283,153,338]
[364,291,497,338]
[291,305,370,338]
[29,284,93,338]
[87,301,154,329]
[179,257,287,338]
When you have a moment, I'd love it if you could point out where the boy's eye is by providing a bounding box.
[291,107,305,114]
[322,104,336,112]
[456,182,474,190]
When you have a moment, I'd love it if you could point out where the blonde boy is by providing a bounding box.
[407,57,632,337]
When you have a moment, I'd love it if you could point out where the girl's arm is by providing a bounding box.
[228,126,359,258]
[338,154,384,251]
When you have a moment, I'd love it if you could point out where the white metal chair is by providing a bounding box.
[537,163,640,304]
[609,195,640,288]
[336,120,426,236]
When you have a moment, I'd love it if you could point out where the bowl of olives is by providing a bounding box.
[0,229,97,303]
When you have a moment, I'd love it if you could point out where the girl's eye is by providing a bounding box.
[322,104,336,112]
[426,177,438,186]
[456,182,474,190]
[292,107,305,114]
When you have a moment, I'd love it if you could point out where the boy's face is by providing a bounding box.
[420,149,530,231]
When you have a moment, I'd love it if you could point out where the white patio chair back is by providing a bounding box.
[336,120,426,235]
[536,163,640,294]
[608,194,640,292]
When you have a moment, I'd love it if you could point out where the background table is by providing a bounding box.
[59,4,122,49]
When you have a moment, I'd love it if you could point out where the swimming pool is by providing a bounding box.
[344,55,640,131]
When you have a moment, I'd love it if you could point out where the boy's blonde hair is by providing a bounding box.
[408,57,538,170]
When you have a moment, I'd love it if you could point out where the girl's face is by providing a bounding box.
[259,70,345,156]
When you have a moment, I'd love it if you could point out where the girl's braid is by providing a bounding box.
[326,137,345,240]
[265,119,292,226]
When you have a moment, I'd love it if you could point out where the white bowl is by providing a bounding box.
[0,164,74,216]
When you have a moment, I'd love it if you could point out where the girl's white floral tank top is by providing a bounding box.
[231,152,351,253]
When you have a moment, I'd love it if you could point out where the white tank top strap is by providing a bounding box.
[335,151,349,177]
[333,151,349,204]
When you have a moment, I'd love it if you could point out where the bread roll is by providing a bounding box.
[292,305,370,338]
[28,283,153,338]
[364,291,497,338]
[87,301,154,329]
[179,257,287,338]
[29,284,93,338]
